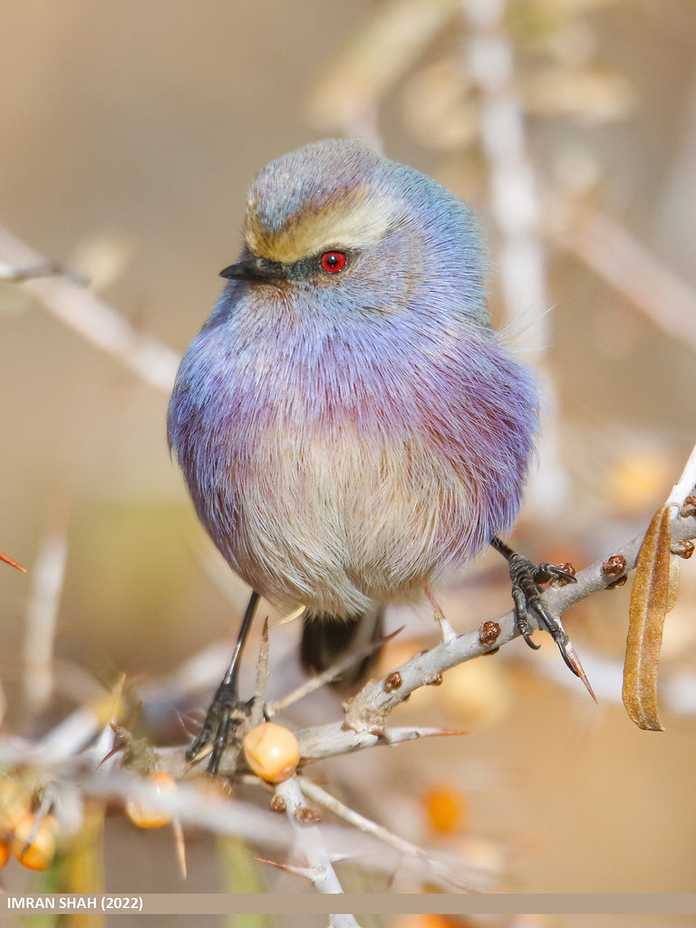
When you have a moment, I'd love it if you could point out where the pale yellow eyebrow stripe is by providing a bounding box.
[245,191,397,264]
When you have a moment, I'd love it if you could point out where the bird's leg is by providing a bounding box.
[186,590,260,774]
[490,536,596,701]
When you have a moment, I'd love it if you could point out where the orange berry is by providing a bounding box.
[0,838,10,869]
[423,786,468,835]
[243,723,300,784]
[13,814,57,871]
[126,771,176,829]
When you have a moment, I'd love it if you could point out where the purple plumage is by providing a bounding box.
[168,140,538,620]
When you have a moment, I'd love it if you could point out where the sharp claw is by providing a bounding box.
[522,631,541,651]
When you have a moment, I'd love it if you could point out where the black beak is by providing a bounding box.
[219,257,283,282]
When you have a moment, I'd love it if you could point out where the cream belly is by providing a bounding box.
[226,425,472,616]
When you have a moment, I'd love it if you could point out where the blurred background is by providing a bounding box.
[1,1,696,926]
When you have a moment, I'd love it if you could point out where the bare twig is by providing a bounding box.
[462,0,568,515]
[250,618,271,728]
[0,225,180,393]
[267,627,403,718]
[274,777,362,928]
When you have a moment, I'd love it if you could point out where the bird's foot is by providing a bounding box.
[506,553,595,701]
[186,684,254,775]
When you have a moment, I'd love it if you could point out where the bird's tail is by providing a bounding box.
[300,605,384,689]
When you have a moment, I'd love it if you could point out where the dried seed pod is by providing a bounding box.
[243,723,300,784]
[125,771,176,829]
[13,814,58,871]
[623,506,671,731]
[666,559,680,614]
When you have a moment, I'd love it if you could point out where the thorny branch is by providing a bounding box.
[273,777,361,928]
[341,504,696,735]
[142,489,696,773]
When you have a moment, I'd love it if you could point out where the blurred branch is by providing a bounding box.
[306,0,458,138]
[546,196,696,353]
[462,0,568,515]
[463,0,548,344]
[22,517,69,719]
[0,225,179,392]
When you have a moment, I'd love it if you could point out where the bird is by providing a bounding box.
[167,138,586,773]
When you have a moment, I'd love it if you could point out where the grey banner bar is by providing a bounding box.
[3,894,696,916]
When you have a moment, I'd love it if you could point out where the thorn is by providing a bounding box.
[256,856,319,881]
[175,710,202,739]
[424,583,458,642]
[0,552,27,573]
[97,742,124,768]
[558,638,597,703]
[437,616,458,643]
[408,727,467,738]
[172,819,188,880]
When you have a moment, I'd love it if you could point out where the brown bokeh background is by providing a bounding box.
[1,2,696,926]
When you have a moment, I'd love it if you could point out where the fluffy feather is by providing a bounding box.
[168,139,538,618]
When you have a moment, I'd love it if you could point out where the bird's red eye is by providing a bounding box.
[320,251,347,274]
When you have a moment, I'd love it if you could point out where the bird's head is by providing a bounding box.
[220,139,487,325]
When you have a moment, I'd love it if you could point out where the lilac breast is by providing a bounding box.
[168,286,538,609]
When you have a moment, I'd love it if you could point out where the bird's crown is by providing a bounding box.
[243,139,400,264]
